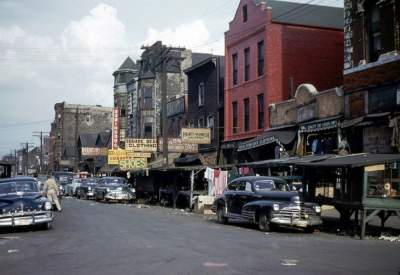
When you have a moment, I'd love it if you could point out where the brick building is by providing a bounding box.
[223,0,343,161]
[50,102,112,171]
[341,0,400,154]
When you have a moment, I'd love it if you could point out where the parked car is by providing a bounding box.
[94,177,135,203]
[67,178,82,196]
[0,176,54,229]
[211,176,322,232]
[35,175,48,191]
[76,178,98,199]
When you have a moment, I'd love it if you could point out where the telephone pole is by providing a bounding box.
[33,131,50,174]
[20,142,34,175]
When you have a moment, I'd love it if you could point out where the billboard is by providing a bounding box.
[181,128,211,144]
[107,149,126,165]
[125,139,157,152]
[158,138,198,153]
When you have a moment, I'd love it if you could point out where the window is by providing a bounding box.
[244,48,250,82]
[245,181,252,192]
[198,117,204,128]
[244,98,249,132]
[257,41,264,76]
[368,4,381,62]
[232,101,238,134]
[143,87,153,109]
[207,115,214,140]
[232,54,238,86]
[198,82,205,106]
[242,4,248,22]
[144,123,152,138]
[257,94,264,129]
[366,163,400,199]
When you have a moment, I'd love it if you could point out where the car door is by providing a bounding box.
[231,181,254,214]
[224,181,238,214]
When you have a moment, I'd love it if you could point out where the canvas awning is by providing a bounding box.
[298,116,341,133]
[237,130,297,152]
[340,112,391,128]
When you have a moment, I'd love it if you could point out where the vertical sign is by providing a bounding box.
[112,107,120,149]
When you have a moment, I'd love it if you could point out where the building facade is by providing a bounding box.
[113,57,139,146]
[184,56,225,164]
[50,102,112,171]
[342,0,400,154]
[224,0,344,154]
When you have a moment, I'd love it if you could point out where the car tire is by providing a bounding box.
[217,206,228,224]
[258,212,271,232]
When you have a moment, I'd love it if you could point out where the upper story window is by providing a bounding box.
[143,87,153,109]
[232,54,238,86]
[244,98,250,132]
[244,48,250,82]
[368,4,381,62]
[257,41,264,77]
[257,94,264,129]
[198,117,204,128]
[207,115,214,140]
[242,4,248,22]
[198,82,205,106]
[232,101,238,134]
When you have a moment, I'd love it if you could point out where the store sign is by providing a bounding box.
[158,138,198,153]
[365,164,385,172]
[125,139,157,152]
[181,128,211,144]
[299,120,338,133]
[167,96,185,117]
[81,147,108,156]
[119,158,147,171]
[107,149,126,165]
[238,135,277,152]
[126,151,152,159]
[112,108,120,149]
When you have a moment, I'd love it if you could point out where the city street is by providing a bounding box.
[1,199,399,275]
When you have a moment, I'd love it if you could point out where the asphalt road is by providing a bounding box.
[0,198,399,275]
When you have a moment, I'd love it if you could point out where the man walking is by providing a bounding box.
[43,176,62,212]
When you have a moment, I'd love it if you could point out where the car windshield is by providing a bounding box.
[253,180,276,191]
[108,185,123,191]
[0,181,39,194]
[104,178,125,185]
[84,180,97,185]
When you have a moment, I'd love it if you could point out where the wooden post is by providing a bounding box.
[360,208,367,240]
[190,170,194,209]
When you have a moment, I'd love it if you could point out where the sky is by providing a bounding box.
[0,0,343,157]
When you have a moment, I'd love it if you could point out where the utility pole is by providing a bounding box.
[33,131,50,174]
[21,142,34,175]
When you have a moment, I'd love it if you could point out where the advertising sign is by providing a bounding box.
[126,151,152,159]
[158,138,198,153]
[125,139,157,152]
[112,108,120,149]
[119,158,147,171]
[81,147,108,156]
[181,128,211,144]
[107,149,126,165]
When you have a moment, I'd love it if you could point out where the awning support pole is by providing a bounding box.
[190,170,194,209]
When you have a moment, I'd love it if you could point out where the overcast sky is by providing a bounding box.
[0,0,343,157]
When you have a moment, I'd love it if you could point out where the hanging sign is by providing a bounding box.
[112,108,120,149]
[107,149,126,165]
[126,151,152,159]
[181,128,211,144]
[125,138,157,152]
[81,147,108,156]
[119,158,147,171]
[158,138,198,153]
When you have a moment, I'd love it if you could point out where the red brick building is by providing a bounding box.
[224,0,343,149]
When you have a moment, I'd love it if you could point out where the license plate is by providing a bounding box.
[297,220,308,227]
[15,218,31,226]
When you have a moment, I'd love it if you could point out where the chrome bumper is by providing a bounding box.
[270,216,322,228]
[105,193,134,201]
[0,211,54,227]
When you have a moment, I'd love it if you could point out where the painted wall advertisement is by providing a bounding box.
[125,138,157,152]
[181,128,211,144]
[112,107,120,149]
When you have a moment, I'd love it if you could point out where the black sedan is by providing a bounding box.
[212,176,322,232]
[76,178,98,199]
[0,176,54,229]
[94,177,135,203]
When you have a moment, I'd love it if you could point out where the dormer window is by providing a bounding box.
[243,4,248,22]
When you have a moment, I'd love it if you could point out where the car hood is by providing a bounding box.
[0,192,47,211]
[255,191,299,201]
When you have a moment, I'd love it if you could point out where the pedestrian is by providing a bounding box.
[43,176,62,212]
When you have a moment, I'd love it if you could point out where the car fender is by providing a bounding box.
[243,200,275,219]
[211,196,226,212]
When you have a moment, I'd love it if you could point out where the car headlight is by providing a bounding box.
[44,201,52,210]
[106,188,110,192]
[273,203,280,211]
[314,205,321,213]
[88,187,91,191]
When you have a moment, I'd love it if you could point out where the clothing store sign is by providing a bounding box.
[181,128,211,144]
[158,138,198,153]
[125,139,157,152]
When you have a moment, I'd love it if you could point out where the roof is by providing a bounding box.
[96,131,112,147]
[268,0,343,29]
[0,176,35,183]
[230,175,288,183]
[191,53,213,67]
[184,55,224,74]
[118,57,137,71]
[78,133,98,148]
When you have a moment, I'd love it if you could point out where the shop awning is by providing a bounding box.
[174,154,202,166]
[239,154,334,168]
[298,116,341,133]
[340,112,391,128]
[295,153,400,168]
[237,130,297,152]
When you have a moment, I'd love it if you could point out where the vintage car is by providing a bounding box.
[67,178,82,197]
[0,177,53,229]
[212,176,322,232]
[94,177,135,203]
[53,171,74,196]
[76,178,98,199]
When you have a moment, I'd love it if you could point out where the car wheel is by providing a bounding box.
[217,206,228,224]
[258,212,271,232]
